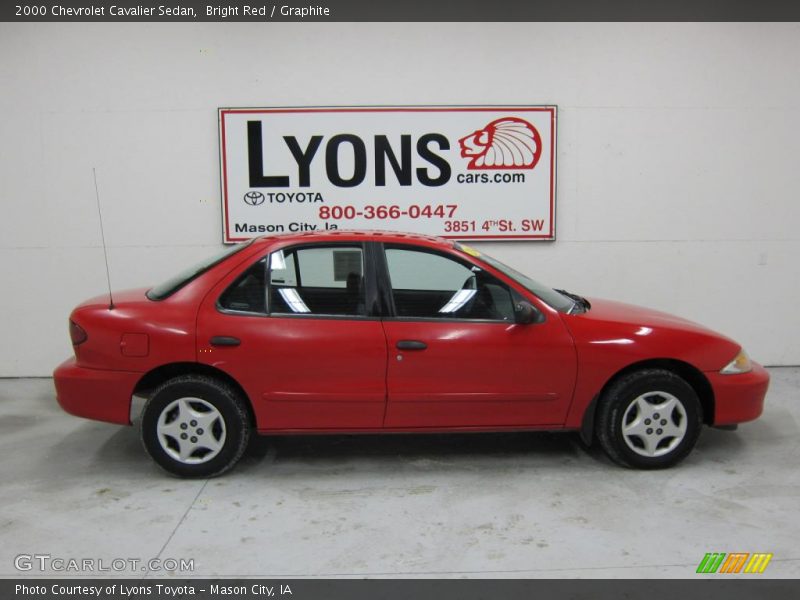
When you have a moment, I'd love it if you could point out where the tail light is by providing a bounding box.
[69,320,88,346]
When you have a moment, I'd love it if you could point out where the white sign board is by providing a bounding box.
[219,106,556,242]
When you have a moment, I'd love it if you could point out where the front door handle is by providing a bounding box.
[210,336,241,347]
[396,340,427,350]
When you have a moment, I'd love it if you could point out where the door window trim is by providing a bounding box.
[215,240,546,324]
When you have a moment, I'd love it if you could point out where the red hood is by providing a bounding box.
[581,297,723,336]
[561,297,740,372]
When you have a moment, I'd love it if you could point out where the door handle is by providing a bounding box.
[396,340,427,350]
[210,336,241,347]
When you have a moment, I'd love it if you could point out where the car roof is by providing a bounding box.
[250,229,457,250]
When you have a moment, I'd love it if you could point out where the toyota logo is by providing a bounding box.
[243,191,265,206]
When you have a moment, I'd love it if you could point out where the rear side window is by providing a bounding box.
[268,245,366,317]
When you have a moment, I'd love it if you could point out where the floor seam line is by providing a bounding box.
[143,478,209,579]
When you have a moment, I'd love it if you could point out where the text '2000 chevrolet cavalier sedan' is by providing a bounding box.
[54,231,769,477]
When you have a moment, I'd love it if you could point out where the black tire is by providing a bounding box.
[596,369,702,469]
[141,375,251,478]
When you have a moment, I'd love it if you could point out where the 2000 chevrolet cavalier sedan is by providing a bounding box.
[54,231,769,477]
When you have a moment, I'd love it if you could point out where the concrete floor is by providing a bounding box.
[0,368,798,579]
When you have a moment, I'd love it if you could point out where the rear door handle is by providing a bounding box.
[210,336,241,347]
[396,340,427,350]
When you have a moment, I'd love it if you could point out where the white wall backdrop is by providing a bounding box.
[1,22,799,376]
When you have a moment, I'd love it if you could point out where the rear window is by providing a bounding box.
[147,240,254,301]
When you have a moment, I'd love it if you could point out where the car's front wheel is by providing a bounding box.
[596,369,702,469]
[141,375,251,477]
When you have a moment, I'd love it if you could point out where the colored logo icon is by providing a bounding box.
[459,117,542,170]
[696,552,773,574]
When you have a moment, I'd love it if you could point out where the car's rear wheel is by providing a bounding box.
[141,375,251,478]
[596,369,702,469]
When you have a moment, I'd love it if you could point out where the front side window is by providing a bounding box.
[384,247,515,321]
[268,245,366,317]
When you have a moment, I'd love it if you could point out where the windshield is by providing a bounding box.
[455,243,575,313]
[147,240,254,300]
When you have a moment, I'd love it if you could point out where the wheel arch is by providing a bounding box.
[132,362,255,426]
[581,358,714,444]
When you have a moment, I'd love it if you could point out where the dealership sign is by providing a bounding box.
[219,106,556,242]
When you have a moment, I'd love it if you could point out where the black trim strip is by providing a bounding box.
[209,336,241,347]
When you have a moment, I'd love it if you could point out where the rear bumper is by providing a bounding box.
[53,358,140,425]
[707,362,770,426]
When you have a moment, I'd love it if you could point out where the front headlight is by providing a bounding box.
[720,349,752,374]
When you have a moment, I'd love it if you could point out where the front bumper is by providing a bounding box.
[707,361,770,426]
[53,357,141,425]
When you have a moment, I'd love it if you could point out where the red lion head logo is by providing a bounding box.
[458,117,542,170]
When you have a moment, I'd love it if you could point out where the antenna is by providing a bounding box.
[92,168,114,310]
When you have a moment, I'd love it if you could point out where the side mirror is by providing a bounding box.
[514,301,543,325]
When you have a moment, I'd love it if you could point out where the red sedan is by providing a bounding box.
[54,231,769,477]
